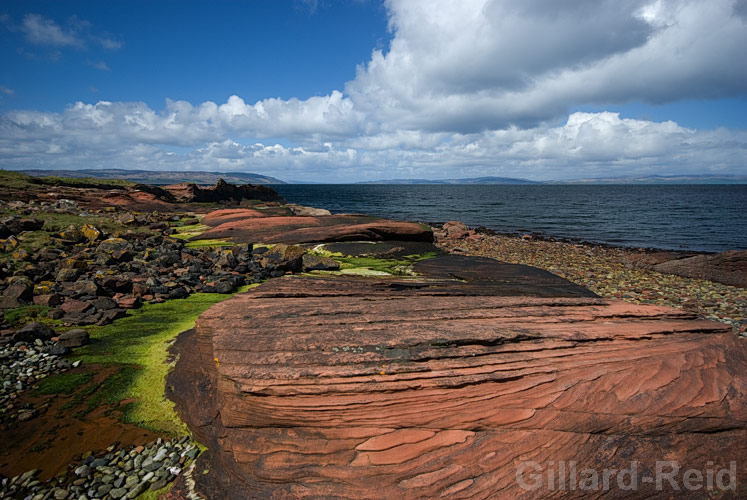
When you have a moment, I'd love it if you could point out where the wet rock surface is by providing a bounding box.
[171,258,747,499]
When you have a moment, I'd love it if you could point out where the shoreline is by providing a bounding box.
[434,222,747,337]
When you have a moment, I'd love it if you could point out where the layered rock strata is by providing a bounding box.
[170,257,747,499]
[195,214,434,244]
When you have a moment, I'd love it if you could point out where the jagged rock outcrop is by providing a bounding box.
[169,256,747,499]
[164,179,285,204]
[194,214,433,244]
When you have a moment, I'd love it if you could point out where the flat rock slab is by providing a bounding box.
[321,240,442,258]
[415,254,599,297]
[171,260,747,499]
[194,214,433,244]
[201,207,291,226]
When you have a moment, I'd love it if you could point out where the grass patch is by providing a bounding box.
[184,239,233,248]
[3,305,62,328]
[73,285,257,434]
[171,224,210,241]
[35,372,93,395]
[0,170,134,190]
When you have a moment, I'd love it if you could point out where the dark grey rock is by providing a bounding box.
[58,329,89,348]
[13,322,55,343]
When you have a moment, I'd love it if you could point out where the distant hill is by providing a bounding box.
[19,169,286,185]
[551,174,747,185]
[357,176,540,185]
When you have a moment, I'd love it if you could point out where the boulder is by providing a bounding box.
[56,268,80,282]
[71,280,104,297]
[81,224,103,242]
[46,309,64,320]
[13,322,55,343]
[59,225,86,243]
[92,297,117,311]
[0,297,22,309]
[98,308,127,325]
[258,244,306,272]
[287,204,332,216]
[442,220,470,239]
[58,328,89,348]
[215,249,238,270]
[3,279,33,301]
[60,299,93,315]
[11,248,30,261]
[97,238,133,257]
[117,295,142,309]
[168,287,189,300]
[33,294,63,307]
[301,253,341,271]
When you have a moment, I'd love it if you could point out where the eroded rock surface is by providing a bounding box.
[195,214,434,244]
[170,259,747,499]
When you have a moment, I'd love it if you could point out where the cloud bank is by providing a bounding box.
[2,0,746,181]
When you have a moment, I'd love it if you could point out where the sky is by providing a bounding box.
[1,0,746,182]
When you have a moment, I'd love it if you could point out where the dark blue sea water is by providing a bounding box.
[271,184,747,253]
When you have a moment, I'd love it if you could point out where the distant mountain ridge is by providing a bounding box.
[19,169,286,185]
[549,174,747,185]
[358,174,747,185]
[357,176,540,185]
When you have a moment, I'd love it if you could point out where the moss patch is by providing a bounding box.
[72,286,256,434]
[3,305,63,328]
[171,224,210,240]
[34,372,94,395]
[308,246,438,276]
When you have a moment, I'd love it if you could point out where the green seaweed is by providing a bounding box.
[71,285,257,434]
[308,247,438,276]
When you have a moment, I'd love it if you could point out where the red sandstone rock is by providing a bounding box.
[59,299,92,314]
[652,249,747,288]
[195,214,433,244]
[170,269,747,499]
[201,208,270,226]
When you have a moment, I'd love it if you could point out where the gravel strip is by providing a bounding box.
[0,436,200,500]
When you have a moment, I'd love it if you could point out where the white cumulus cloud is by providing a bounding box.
[1,0,746,181]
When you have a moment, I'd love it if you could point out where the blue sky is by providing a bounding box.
[1,0,746,182]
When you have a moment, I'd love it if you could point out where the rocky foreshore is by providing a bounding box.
[1,170,745,499]
[1,436,199,500]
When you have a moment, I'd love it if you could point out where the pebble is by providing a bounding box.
[0,437,201,499]
[0,340,78,421]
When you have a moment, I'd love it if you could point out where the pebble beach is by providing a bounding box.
[436,226,747,337]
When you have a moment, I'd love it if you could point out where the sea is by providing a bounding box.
[271,184,747,253]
